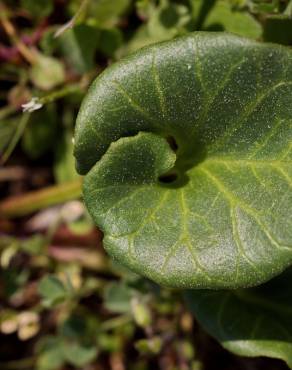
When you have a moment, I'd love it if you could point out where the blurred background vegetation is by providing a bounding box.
[0,1,292,369]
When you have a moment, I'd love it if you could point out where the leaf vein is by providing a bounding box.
[151,52,167,117]
[112,80,155,123]
[179,189,212,280]
[210,80,292,152]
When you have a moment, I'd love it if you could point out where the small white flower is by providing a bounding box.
[21,97,43,113]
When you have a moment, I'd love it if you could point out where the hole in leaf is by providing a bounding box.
[159,172,178,184]
[166,135,178,152]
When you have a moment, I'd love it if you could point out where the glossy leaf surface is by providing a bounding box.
[74,33,292,289]
[185,267,292,368]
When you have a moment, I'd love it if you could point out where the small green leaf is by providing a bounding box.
[38,275,68,307]
[21,235,47,255]
[37,329,97,369]
[88,0,131,27]
[58,24,100,74]
[36,337,64,370]
[104,282,133,313]
[30,54,65,90]
[185,267,292,368]
[59,313,100,341]
[126,0,190,53]
[135,337,162,355]
[191,0,262,39]
[131,297,152,328]
[97,332,123,353]
[147,0,191,41]
[62,341,97,367]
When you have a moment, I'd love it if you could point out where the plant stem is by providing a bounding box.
[54,0,90,37]
[38,83,82,105]
[0,179,83,218]
[1,113,30,164]
[0,4,36,64]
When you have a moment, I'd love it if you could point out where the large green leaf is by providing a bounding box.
[185,267,292,368]
[74,32,292,289]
